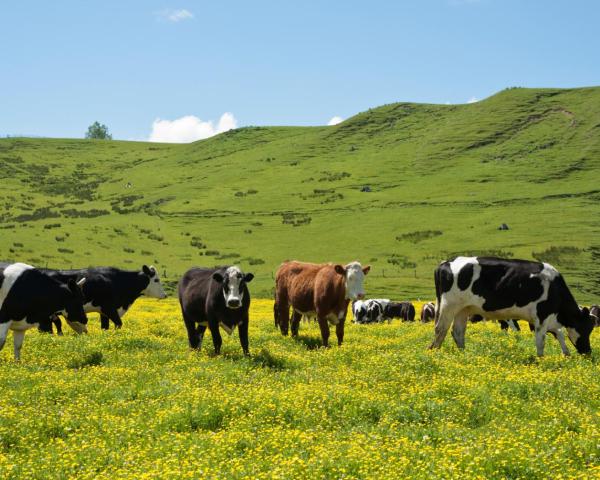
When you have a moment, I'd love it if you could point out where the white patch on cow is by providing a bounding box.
[142,266,167,299]
[0,263,34,308]
[449,256,478,276]
[344,262,367,300]
[223,266,244,308]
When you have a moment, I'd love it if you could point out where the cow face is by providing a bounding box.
[141,265,167,299]
[63,278,89,333]
[212,266,254,309]
[566,307,594,354]
[335,262,370,300]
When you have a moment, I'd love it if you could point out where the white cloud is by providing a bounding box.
[156,9,194,22]
[149,113,237,143]
[327,116,344,126]
[467,96,479,104]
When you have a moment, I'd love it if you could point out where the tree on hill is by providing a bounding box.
[85,121,112,140]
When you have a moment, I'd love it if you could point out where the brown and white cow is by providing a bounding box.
[274,261,370,347]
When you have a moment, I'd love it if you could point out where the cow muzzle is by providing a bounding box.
[227,299,241,309]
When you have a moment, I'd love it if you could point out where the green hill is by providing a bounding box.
[1,87,599,301]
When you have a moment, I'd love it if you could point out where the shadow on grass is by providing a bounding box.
[293,334,323,351]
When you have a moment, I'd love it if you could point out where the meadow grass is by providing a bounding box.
[1,86,599,301]
[0,299,598,479]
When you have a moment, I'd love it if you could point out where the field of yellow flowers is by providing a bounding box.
[0,298,599,479]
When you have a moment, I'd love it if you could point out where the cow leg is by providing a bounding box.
[290,311,301,337]
[208,319,223,354]
[273,301,279,329]
[451,310,468,349]
[277,300,290,336]
[104,308,123,329]
[238,313,250,356]
[499,320,509,331]
[509,320,521,332]
[13,330,25,361]
[535,325,547,356]
[52,315,63,336]
[429,306,454,349]
[183,314,202,349]
[335,317,346,346]
[317,317,330,347]
[100,313,111,330]
[551,328,570,356]
[0,320,11,352]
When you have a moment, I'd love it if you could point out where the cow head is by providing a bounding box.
[335,262,370,300]
[566,307,594,354]
[141,265,167,299]
[212,266,254,309]
[62,278,89,334]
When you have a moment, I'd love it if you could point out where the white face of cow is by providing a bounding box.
[212,266,254,309]
[338,262,370,300]
[141,265,167,299]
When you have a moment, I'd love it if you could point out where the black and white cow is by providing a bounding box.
[384,301,416,322]
[179,266,254,355]
[352,299,390,324]
[40,265,167,332]
[429,256,594,356]
[0,262,88,360]
[420,302,436,323]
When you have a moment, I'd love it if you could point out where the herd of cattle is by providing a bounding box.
[0,256,598,361]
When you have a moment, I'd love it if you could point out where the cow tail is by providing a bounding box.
[434,265,442,323]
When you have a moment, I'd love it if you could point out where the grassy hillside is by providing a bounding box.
[1,299,599,479]
[1,87,599,301]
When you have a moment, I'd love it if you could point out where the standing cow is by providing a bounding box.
[429,256,594,356]
[41,265,166,331]
[179,266,254,355]
[0,262,88,360]
[275,261,370,347]
[420,302,436,323]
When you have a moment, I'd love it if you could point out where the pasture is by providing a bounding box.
[1,86,600,301]
[0,299,598,479]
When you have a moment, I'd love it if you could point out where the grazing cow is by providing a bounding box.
[40,265,166,331]
[179,266,254,355]
[429,256,594,356]
[0,262,88,360]
[353,299,390,324]
[420,302,436,323]
[385,301,415,322]
[275,261,370,346]
[590,305,599,327]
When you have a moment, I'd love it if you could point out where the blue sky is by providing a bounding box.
[1,0,599,141]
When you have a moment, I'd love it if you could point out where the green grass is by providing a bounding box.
[1,86,599,302]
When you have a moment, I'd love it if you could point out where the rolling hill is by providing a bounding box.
[1,86,599,302]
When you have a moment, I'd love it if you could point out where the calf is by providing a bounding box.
[42,265,166,330]
[275,261,370,346]
[353,299,390,324]
[179,266,254,355]
[420,302,436,323]
[385,301,415,322]
[0,262,88,360]
[429,256,594,356]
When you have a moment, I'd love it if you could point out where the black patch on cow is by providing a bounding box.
[434,262,454,308]
[457,263,474,290]
[472,257,545,312]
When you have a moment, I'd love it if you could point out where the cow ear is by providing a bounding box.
[244,273,254,283]
[212,272,224,283]
[142,265,151,276]
[581,306,590,316]
[334,265,345,275]
[148,265,157,277]
[362,265,371,275]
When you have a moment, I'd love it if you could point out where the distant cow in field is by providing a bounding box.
[429,256,594,356]
[590,305,599,327]
[275,261,370,347]
[420,302,435,323]
[179,266,254,355]
[352,299,390,324]
[384,301,415,322]
[40,265,167,332]
[0,262,88,360]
